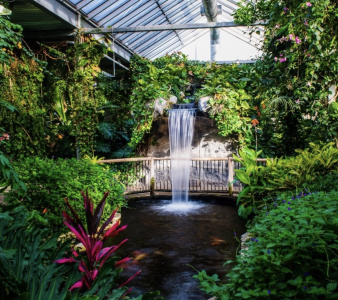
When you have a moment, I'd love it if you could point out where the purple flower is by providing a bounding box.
[268,290,271,294]
[306,2,312,7]
[288,207,291,210]
[288,202,291,204]
[304,20,309,26]
[283,200,286,203]
[266,212,269,215]
[274,203,277,206]
[304,272,309,276]
[296,99,300,104]
[234,232,237,236]
[292,197,295,200]
[295,36,301,44]
[267,250,271,254]
[283,7,289,14]
[304,286,307,290]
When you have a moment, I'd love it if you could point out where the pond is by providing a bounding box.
[114,198,246,300]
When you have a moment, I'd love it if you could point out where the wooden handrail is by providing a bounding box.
[97,156,269,195]
[97,157,269,163]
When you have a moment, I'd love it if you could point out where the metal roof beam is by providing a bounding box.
[202,0,219,61]
[83,21,265,34]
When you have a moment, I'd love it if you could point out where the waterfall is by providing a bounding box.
[168,109,196,202]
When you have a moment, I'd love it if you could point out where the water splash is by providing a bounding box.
[152,200,205,215]
[168,109,196,203]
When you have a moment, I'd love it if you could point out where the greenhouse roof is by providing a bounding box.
[66,0,261,60]
[9,0,262,63]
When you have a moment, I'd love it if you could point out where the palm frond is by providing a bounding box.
[267,96,296,112]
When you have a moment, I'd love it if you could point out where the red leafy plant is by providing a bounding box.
[55,190,140,293]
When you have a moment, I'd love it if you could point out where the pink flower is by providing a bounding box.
[306,2,312,7]
[296,99,300,104]
[283,7,289,14]
[295,36,301,44]
[304,20,308,26]
[274,57,278,61]
[275,24,280,29]
[0,137,4,141]
[289,34,295,41]
[307,82,311,87]
[279,58,287,63]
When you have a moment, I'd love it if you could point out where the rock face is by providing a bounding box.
[141,116,238,158]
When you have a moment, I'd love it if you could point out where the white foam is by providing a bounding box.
[152,202,205,214]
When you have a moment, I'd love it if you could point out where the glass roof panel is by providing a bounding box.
[65,0,260,60]
[81,0,107,14]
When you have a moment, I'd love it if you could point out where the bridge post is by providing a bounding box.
[228,157,234,196]
[150,158,155,197]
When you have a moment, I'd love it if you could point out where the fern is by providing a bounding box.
[111,146,134,158]
[95,141,111,153]
[98,122,115,140]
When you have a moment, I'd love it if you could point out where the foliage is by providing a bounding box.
[0,151,26,196]
[0,14,112,158]
[196,63,255,145]
[233,0,338,156]
[0,204,81,300]
[0,203,162,300]
[234,143,338,218]
[194,189,338,299]
[55,190,138,297]
[5,157,125,230]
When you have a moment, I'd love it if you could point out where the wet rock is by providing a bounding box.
[168,95,177,104]
[198,96,212,113]
[153,98,168,118]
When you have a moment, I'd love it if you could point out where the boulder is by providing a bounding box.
[153,98,168,118]
[198,96,212,113]
[168,95,177,104]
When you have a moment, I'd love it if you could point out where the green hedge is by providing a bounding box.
[5,157,125,230]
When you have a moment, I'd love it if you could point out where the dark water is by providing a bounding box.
[114,199,246,300]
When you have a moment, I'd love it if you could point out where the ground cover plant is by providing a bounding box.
[4,157,125,231]
[194,189,338,299]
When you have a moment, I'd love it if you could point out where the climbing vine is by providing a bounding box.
[0,15,110,158]
[234,0,338,156]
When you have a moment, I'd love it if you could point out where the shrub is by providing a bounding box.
[5,157,125,230]
[234,143,338,218]
[194,189,338,299]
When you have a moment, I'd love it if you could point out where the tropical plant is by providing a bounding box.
[0,204,80,300]
[234,142,338,218]
[55,190,162,300]
[194,189,338,299]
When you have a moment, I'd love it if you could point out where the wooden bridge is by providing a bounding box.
[98,157,268,195]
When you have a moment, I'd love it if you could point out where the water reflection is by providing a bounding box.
[114,199,246,300]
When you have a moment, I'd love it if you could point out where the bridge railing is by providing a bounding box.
[97,157,268,195]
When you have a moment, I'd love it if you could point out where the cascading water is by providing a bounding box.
[168,109,196,203]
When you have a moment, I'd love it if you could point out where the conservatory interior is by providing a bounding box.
[1,0,338,299]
